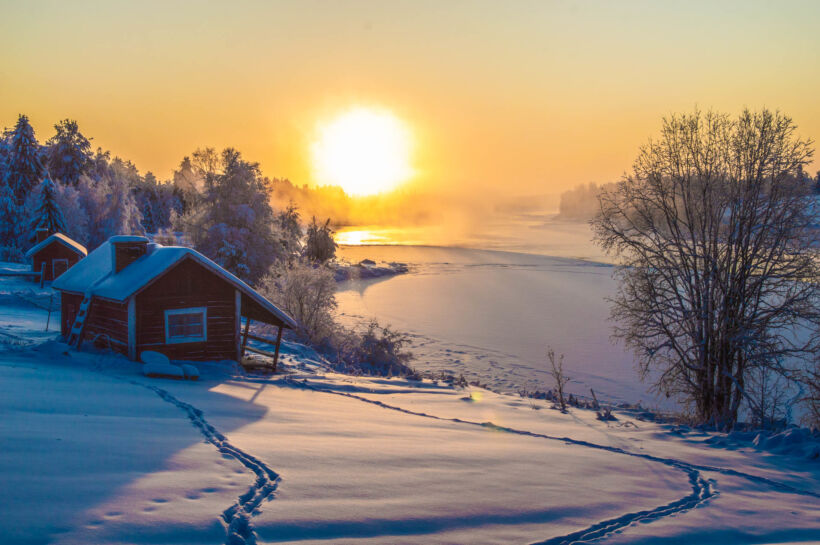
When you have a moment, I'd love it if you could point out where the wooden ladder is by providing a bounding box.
[67,294,93,348]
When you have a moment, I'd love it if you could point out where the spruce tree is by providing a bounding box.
[46,119,92,186]
[31,178,67,237]
[0,183,22,248]
[3,114,44,205]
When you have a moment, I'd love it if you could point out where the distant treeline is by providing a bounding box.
[558,182,615,220]
[559,174,820,221]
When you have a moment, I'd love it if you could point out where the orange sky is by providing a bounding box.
[2,0,819,197]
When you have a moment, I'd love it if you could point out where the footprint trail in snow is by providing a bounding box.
[137,381,280,545]
[290,377,818,545]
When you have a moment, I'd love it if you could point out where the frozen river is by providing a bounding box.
[336,239,671,409]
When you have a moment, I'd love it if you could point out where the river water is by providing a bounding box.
[335,215,672,409]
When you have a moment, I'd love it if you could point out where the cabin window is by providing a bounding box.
[164,307,207,344]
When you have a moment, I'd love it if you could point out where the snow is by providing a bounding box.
[182,363,201,380]
[53,238,297,329]
[143,360,185,379]
[140,349,171,366]
[24,232,87,259]
[0,291,818,544]
[109,235,151,244]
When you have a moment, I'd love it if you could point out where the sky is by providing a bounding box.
[2,0,819,198]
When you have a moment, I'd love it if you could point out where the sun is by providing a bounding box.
[310,107,414,196]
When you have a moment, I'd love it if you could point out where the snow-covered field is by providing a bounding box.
[0,271,818,544]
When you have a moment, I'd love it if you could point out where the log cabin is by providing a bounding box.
[25,229,87,282]
[52,235,296,364]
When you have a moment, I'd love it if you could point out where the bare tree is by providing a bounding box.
[592,109,820,428]
[802,359,820,429]
[547,347,570,412]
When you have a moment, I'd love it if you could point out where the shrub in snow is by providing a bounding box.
[333,321,414,377]
[546,347,570,413]
[260,261,337,345]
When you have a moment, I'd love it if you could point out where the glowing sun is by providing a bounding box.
[311,107,413,196]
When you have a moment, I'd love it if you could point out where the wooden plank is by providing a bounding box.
[246,333,282,345]
[245,345,277,358]
[273,325,283,372]
[0,271,42,277]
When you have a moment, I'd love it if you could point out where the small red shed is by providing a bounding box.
[52,236,296,363]
[25,230,88,282]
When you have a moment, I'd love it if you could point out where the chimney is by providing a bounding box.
[110,236,150,273]
[36,228,49,243]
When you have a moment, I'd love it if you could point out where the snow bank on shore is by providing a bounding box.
[333,258,409,282]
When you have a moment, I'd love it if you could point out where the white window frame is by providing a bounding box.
[52,258,69,278]
[164,307,208,344]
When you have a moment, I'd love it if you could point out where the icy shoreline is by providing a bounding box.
[332,258,410,282]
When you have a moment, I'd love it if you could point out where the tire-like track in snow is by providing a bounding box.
[290,378,818,545]
[136,381,280,545]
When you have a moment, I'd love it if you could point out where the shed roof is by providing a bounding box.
[53,239,296,329]
[25,233,88,259]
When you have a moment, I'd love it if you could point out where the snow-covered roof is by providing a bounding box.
[25,233,88,259]
[53,239,296,328]
[109,235,150,244]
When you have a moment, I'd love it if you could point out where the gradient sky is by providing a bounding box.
[2,0,819,196]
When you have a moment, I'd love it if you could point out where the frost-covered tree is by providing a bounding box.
[0,130,9,178]
[277,203,302,259]
[22,177,89,246]
[593,109,820,428]
[133,171,183,233]
[304,217,337,263]
[45,119,92,186]
[3,114,44,205]
[52,181,88,244]
[176,148,285,282]
[29,178,67,238]
[0,183,24,251]
[78,172,144,248]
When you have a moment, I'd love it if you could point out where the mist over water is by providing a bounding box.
[337,210,611,262]
[335,213,670,408]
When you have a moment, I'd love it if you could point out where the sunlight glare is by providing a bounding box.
[311,107,413,196]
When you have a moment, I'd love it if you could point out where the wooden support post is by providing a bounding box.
[240,317,251,362]
[272,325,283,372]
[45,292,53,331]
[235,290,242,361]
[127,296,137,360]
